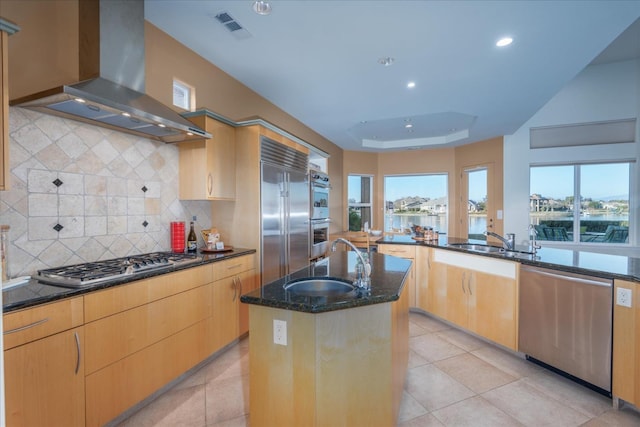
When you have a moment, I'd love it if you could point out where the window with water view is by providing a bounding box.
[384,174,448,234]
[530,163,630,244]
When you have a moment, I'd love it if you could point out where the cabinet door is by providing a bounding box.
[1,30,8,190]
[467,270,517,350]
[426,253,449,318]
[238,268,258,336]
[378,245,416,307]
[179,117,236,200]
[5,328,85,427]
[212,275,239,351]
[445,264,469,328]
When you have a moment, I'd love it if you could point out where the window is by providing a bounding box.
[348,175,373,231]
[173,79,194,111]
[384,174,448,234]
[530,163,630,244]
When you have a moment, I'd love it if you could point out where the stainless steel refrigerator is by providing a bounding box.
[261,138,310,285]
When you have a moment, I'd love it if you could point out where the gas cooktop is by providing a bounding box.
[33,252,203,288]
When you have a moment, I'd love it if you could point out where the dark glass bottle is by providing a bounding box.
[187,221,197,252]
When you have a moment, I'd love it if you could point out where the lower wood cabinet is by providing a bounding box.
[3,297,85,427]
[425,249,519,350]
[613,279,640,406]
[378,244,416,307]
[212,255,257,351]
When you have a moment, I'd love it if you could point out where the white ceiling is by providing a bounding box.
[145,1,640,152]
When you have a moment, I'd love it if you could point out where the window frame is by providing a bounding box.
[529,161,633,246]
[347,174,374,231]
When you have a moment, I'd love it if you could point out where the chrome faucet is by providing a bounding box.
[484,231,515,250]
[331,238,371,289]
[528,224,542,254]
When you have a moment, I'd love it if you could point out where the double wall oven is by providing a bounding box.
[310,170,330,260]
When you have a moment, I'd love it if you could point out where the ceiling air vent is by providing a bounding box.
[214,11,252,40]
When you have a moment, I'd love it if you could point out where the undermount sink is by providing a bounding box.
[448,243,535,259]
[283,278,356,296]
[448,243,505,253]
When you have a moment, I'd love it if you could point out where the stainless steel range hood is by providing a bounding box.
[10,0,210,143]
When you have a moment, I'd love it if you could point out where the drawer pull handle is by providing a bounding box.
[3,317,50,335]
[228,264,243,270]
[74,332,81,375]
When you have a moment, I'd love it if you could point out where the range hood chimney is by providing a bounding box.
[10,0,210,143]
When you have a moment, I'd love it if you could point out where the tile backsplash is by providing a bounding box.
[0,107,212,280]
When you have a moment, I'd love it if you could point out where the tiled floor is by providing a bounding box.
[117,312,640,426]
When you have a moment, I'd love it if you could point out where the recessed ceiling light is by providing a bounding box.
[252,1,272,15]
[378,57,394,66]
[496,37,513,47]
[407,81,416,89]
[122,112,131,117]
[405,124,413,129]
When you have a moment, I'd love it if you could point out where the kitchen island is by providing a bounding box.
[240,251,412,427]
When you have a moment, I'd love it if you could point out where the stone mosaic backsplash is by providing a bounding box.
[0,107,212,280]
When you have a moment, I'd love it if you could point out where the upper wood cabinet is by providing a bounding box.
[179,114,236,200]
[1,19,19,191]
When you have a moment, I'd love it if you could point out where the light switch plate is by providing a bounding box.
[616,287,632,308]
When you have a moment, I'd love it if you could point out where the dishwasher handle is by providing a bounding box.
[521,266,612,288]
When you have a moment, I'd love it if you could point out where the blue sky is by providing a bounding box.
[349,163,629,203]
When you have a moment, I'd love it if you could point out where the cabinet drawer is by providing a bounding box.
[3,297,84,350]
[212,255,255,279]
[378,244,416,259]
[84,264,213,322]
[84,284,212,374]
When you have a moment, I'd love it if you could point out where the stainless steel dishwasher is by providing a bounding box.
[519,265,613,395]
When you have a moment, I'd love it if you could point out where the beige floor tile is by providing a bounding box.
[436,327,489,352]
[408,348,430,369]
[117,384,206,427]
[409,312,452,332]
[405,364,476,412]
[398,412,445,426]
[581,406,640,426]
[482,379,591,426]
[205,374,250,424]
[410,332,467,362]
[398,390,429,423]
[523,369,612,418]
[432,395,524,426]
[209,414,249,427]
[410,319,431,337]
[434,353,517,393]
[471,345,542,379]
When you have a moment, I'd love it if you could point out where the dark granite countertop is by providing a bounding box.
[240,251,412,314]
[376,234,640,282]
[2,248,256,313]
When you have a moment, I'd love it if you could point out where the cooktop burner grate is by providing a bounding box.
[34,252,202,288]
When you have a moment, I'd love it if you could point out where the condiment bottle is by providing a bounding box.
[187,221,197,252]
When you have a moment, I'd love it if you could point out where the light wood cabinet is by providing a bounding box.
[212,254,257,351]
[613,279,640,407]
[378,244,416,307]
[84,265,214,427]
[427,249,519,350]
[1,19,19,191]
[179,114,236,200]
[3,297,85,427]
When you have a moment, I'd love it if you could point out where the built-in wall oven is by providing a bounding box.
[310,170,330,260]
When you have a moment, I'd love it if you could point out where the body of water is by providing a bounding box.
[386,213,628,235]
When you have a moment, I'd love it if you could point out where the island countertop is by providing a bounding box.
[240,251,412,313]
[375,234,640,282]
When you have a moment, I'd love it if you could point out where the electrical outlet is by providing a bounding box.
[616,287,632,308]
[273,319,287,346]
